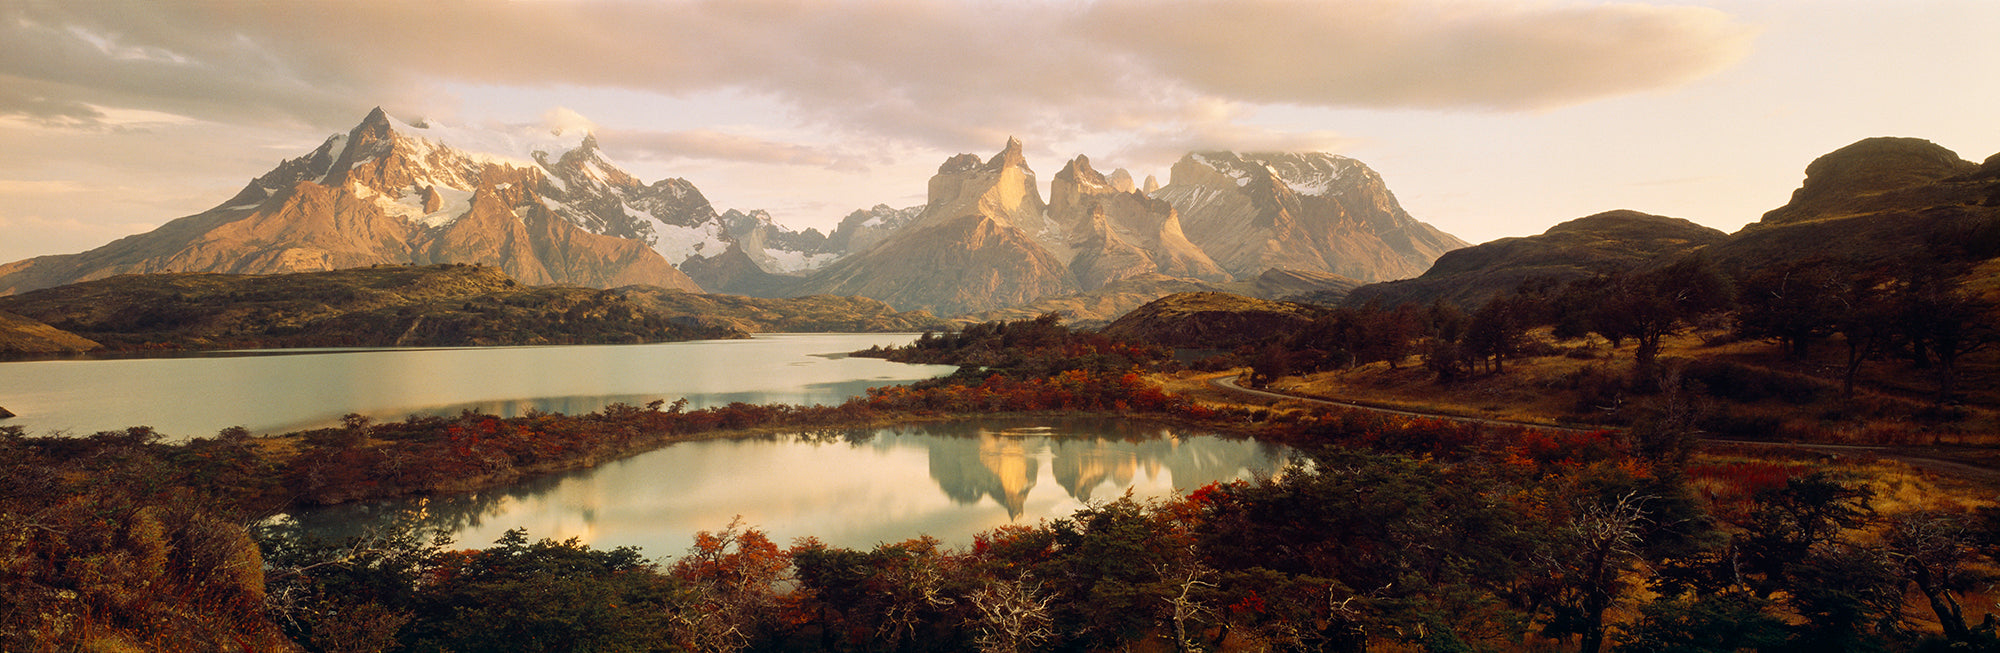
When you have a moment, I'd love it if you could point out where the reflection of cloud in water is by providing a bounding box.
[283,418,1293,557]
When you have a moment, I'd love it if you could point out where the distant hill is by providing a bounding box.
[1101,291,1321,350]
[1345,210,1728,308]
[614,288,948,333]
[959,269,1360,328]
[1340,137,2000,312]
[959,275,1224,328]
[0,264,740,352]
[1705,137,2000,272]
[0,264,952,356]
[0,308,100,356]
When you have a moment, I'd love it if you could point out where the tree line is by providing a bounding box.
[1243,254,1996,409]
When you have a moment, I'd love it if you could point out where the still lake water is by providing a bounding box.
[0,333,956,439]
[284,417,1292,555]
[2,333,1293,554]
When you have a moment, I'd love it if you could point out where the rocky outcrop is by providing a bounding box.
[1760,137,1982,225]
[792,141,1080,316]
[1153,152,1466,282]
[1709,138,2000,270]
[915,137,1061,253]
[825,204,923,255]
[719,209,835,273]
[676,243,788,297]
[1049,156,1227,290]
[799,213,1076,317]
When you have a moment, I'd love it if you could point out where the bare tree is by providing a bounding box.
[1886,511,1990,643]
[967,576,1054,653]
[1539,491,1651,653]
[1157,547,1219,653]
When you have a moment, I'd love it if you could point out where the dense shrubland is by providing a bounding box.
[6,274,2000,650]
[855,312,1170,377]
[7,365,2000,650]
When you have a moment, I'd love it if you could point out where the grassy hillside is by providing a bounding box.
[0,308,100,355]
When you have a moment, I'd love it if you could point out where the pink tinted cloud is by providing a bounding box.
[2,0,1754,152]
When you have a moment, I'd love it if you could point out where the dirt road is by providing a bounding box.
[1208,374,2000,488]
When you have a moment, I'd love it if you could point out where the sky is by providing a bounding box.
[3,0,1998,265]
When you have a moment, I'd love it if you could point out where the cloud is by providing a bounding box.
[1078,0,1756,111]
[603,128,875,172]
[1113,121,1363,169]
[540,107,598,138]
[1,0,1755,146]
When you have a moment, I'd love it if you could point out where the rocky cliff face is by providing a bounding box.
[799,213,1076,317]
[791,142,1462,317]
[916,138,1062,251]
[1048,156,1228,290]
[1152,152,1466,282]
[0,108,702,295]
[826,204,924,255]
[791,140,1080,315]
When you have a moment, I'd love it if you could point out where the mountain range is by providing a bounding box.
[0,109,1466,318]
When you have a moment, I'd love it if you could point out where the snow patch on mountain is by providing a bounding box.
[642,210,730,263]
[314,134,349,185]
[762,249,841,273]
[387,115,588,170]
[1190,153,1252,187]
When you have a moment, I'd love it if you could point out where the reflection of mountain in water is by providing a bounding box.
[925,431,1040,518]
[281,419,1290,550]
[919,418,1279,519]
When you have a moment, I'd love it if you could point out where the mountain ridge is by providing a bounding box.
[0,108,705,295]
[2,110,1470,321]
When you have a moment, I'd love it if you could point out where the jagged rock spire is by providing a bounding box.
[986,136,1029,171]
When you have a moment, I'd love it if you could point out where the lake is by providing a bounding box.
[0,333,957,439]
[280,417,1294,555]
[5,333,1293,554]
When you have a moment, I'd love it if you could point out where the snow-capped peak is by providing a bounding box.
[1185,151,1359,197]
[384,113,593,170]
